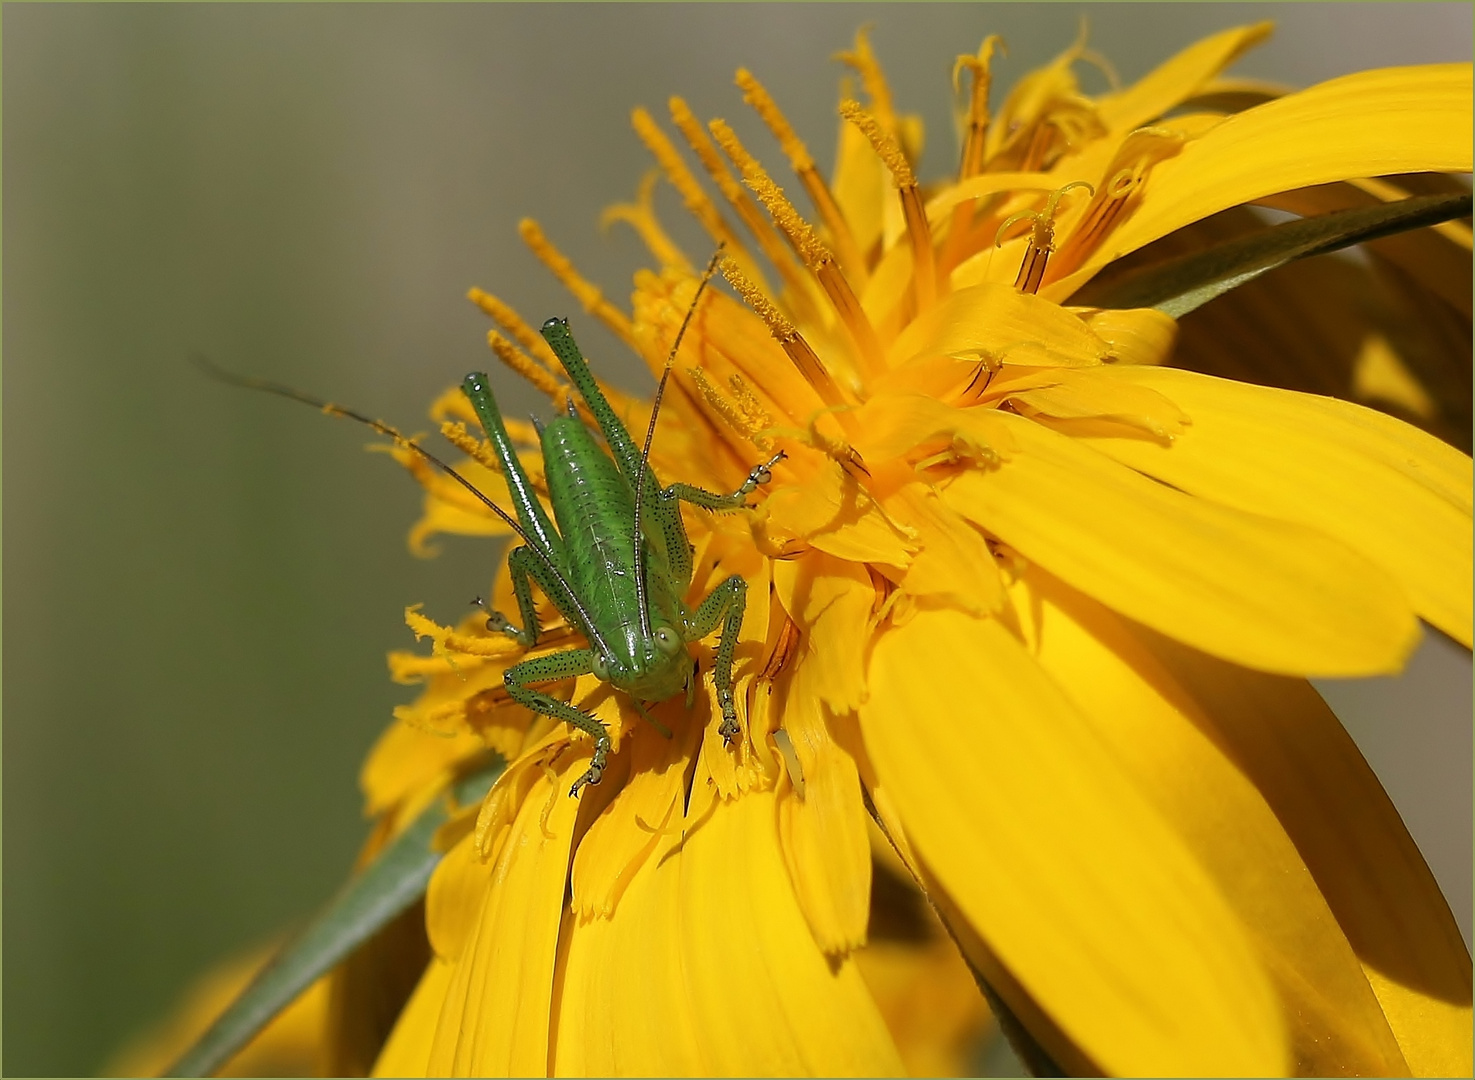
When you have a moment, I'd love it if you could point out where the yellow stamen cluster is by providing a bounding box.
[737,68,866,284]
[719,255,848,409]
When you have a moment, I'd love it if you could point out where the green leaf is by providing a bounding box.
[1073,191,1471,318]
[164,753,505,1078]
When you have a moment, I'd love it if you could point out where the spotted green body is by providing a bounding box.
[462,317,782,795]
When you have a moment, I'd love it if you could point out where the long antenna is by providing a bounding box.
[194,356,612,654]
[631,246,725,640]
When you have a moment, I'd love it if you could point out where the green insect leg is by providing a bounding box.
[667,450,786,512]
[502,648,611,796]
[684,575,748,742]
[482,546,544,647]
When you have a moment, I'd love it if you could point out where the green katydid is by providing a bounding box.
[201,259,783,796]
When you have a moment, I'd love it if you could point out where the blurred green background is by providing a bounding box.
[5,5,1471,1075]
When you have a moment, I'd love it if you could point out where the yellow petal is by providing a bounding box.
[1138,631,1474,1078]
[1011,565,1411,1076]
[987,364,1190,440]
[880,482,1004,615]
[554,787,904,1075]
[763,463,915,566]
[1068,367,1473,645]
[860,606,1288,1075]
[775,663,871,954]
[1079,305,1179,366]
[1095,23,1275,133]
[427,755,583,1077]
[570,722,694,920]
[887,282,1108,369]
[372,958,453,1078]
[942,410,1419,676]
[772,554,875,714]
[1050,63,1475,298]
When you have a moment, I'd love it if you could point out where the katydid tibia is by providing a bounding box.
[199,274,783,797]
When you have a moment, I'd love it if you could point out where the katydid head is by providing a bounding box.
[592,620,690,704]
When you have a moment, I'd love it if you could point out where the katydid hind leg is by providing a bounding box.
[502,648,612,796]
[685,575,748,742]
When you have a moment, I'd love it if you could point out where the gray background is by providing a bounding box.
[5,5,1470,1076]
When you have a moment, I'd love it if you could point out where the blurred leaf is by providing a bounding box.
[1075,192,1472,318]
[165,754,505,1078]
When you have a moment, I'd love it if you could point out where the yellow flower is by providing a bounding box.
[361,24,1470,1078]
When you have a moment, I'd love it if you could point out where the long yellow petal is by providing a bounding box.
[427,757,583,1077]
[1095,23,1275,134]
[554,787,904,1075]
[860,606,1288,1076]
[1049,64,1475,298]
[941,410,1419,676]
[1065,367,1473,645]
[774,661,872,954]
[1138,631,1474,1077]
[1012,566,1411,1076]
[887,282,1108,369]
[372,958,453,1078]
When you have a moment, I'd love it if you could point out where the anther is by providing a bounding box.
[519,219,638,349]
[719,255,850,411]
[711,120,883,380]
[994,181,1094,294]
[737,68,867,287]
[840,99,936,312]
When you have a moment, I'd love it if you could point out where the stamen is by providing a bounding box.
[440,420,501,473]
[687,365,771,448]
[840,99,936,312]
[487,331,567,403]
[737,68,867,287]
[711,120,883,380]
[630,107,743,257]
[952,35,1003,181]
[601,169,693,273]
[719,255,850,410]
[835,26,896,133]
[668,97,820,324]
[1049,128,1185,279]
[466,288,563,372]
[518,219,637,348]
[994,181,1094,294]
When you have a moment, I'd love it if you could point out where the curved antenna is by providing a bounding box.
[194,355,613,655]
[631,246,725,640]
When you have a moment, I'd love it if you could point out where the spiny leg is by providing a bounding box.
[478,546,543,647]
[668,451,786,512]
[684,575,748,743]
[502,648,611,796]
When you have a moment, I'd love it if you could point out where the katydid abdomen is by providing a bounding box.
[539,414,690,705]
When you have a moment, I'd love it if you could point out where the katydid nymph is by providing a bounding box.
[201,265,783,797]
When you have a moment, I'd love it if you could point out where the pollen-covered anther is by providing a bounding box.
[487,331,567,403]
[630,107,741,260]
[738,68,866,287]
[518,219,637,348]
[710,119,885,380]
[719,255,851,412]
[687,366,769,449]
[466,288,564,373]
[440,419,501,473]
[994,180,1094,294]
[840,98,936,311]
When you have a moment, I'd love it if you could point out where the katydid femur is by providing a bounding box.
[200,265,783,796]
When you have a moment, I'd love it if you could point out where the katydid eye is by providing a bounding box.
[592,654,609,680]
[653,626,680,656]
